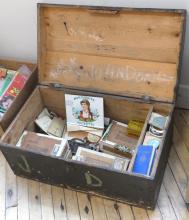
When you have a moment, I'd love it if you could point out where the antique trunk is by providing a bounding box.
[0,4,186,209]
[0,59,37,136]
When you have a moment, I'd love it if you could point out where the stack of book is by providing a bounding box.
[0,65,31,117]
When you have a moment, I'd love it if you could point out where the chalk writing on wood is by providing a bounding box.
[50,58,175,83]
[18,155,31,174]
[69,27,104,42]
[85,171,103,187]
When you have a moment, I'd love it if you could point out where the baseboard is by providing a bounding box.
[176,84,189,109]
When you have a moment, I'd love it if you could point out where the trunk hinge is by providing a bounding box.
[142,95,151,103]
[50,83,65,90]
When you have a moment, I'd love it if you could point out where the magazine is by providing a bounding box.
[0,69,16,97]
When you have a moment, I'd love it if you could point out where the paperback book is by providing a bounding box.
[132,145,156,176]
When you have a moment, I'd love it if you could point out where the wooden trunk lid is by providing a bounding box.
[38,4,186,103]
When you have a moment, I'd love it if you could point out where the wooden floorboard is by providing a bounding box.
[1,109,189,220]
[77,192,94,220]
[0,152,6,220]
[28,180,42,220]
[52,186,67,220]
[17,177,29,220]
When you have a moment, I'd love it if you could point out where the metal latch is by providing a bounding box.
[142,95,151,103]
[50,83,64,89]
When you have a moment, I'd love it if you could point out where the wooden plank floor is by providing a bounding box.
[0,108,189,220]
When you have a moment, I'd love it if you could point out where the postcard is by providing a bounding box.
[35,108,66,137]
[65,94,104,131]
[35,113,52,134]
[47,117,65,137]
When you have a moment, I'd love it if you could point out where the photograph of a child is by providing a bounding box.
[65,94,104,129]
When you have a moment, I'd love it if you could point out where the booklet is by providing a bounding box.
[65,94,104,131]
[132,145,156,176]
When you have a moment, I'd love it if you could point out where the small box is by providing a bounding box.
[99,120,138,159]
[73,147,130,172]
[0,4,186,209]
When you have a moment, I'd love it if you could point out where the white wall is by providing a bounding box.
[0,0,189,107]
